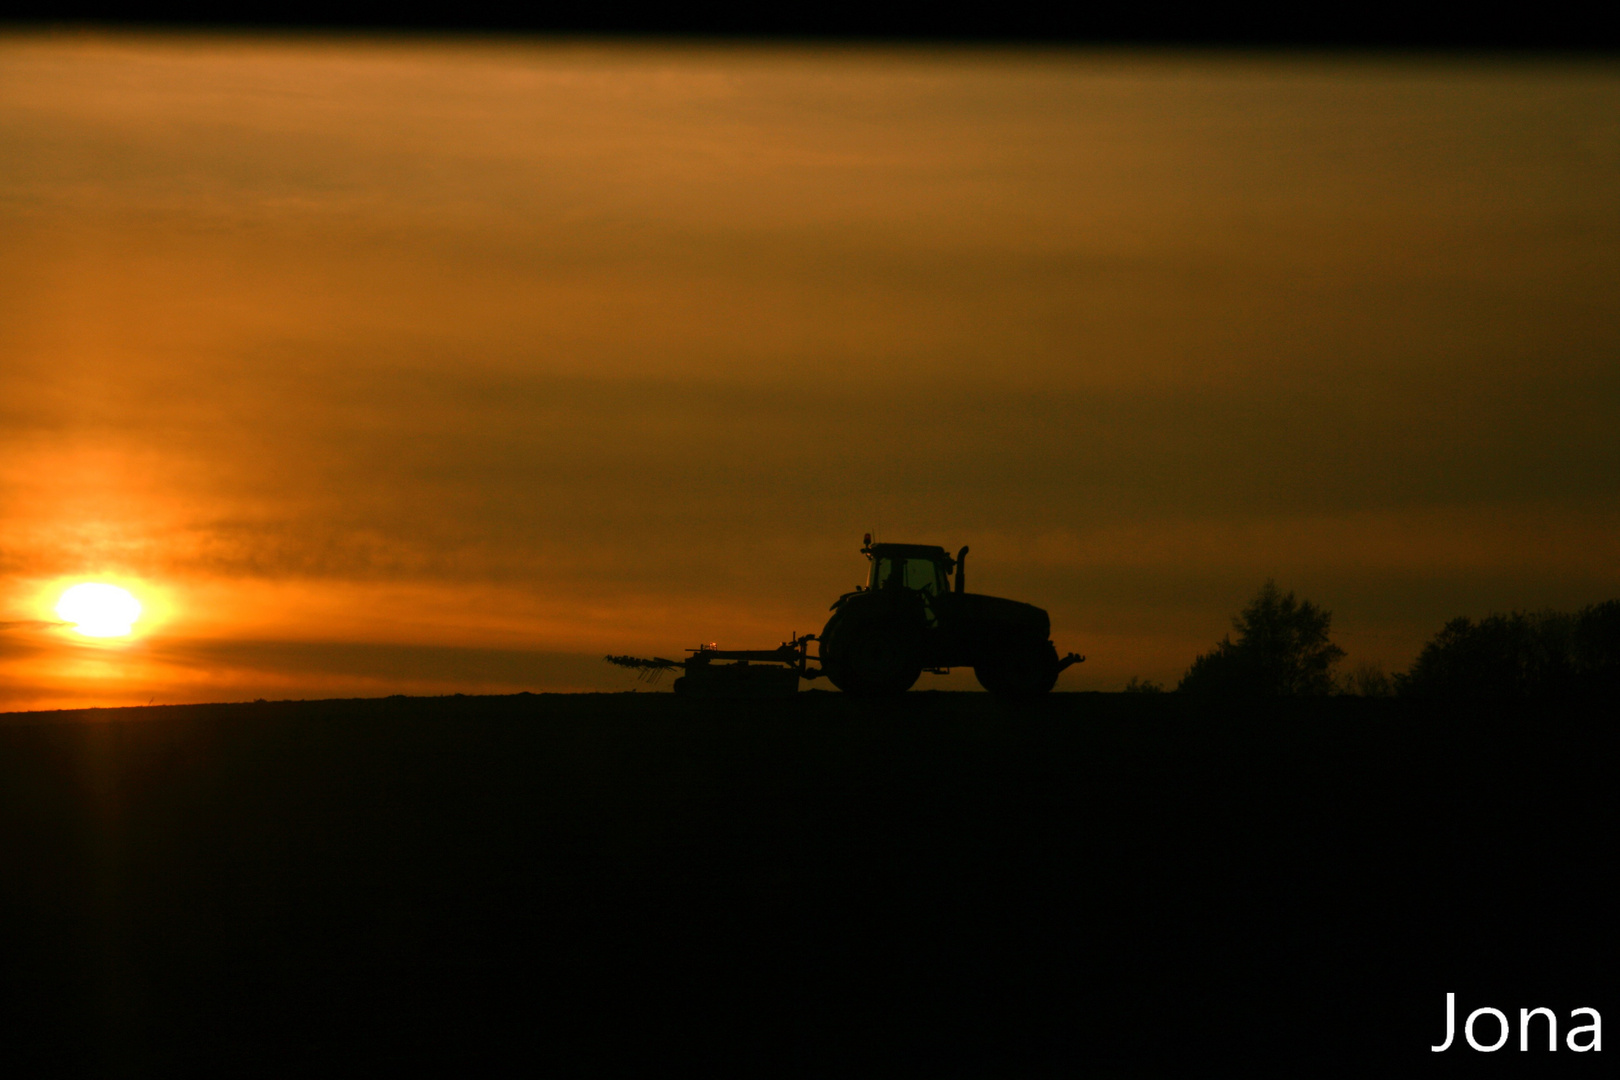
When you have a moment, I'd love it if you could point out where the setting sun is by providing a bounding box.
[55,583,143,638]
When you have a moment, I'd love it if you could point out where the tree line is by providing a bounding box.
[1126,581,1620,701]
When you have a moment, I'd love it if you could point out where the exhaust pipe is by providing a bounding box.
[954,546,969,594]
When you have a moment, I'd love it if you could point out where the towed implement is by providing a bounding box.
[606,635,818,698]
[606,536,1083,698]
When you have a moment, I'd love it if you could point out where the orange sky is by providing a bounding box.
[3,33,1618,708]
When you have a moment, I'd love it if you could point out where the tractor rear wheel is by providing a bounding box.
[820,608,922,697]
[974,640,1061,698]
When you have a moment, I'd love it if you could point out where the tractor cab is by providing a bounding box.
[860,540,968,630]
[867,544,952,598]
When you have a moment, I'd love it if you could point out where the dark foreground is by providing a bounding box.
[2,691,1614,1075]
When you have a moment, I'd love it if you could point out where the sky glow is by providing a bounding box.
[1,35,1617,709]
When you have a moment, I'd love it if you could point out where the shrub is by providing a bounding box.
[1178,581,1345,698]
[1341,661,1394,698]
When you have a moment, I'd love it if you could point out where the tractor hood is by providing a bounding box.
[951,593,1050,640]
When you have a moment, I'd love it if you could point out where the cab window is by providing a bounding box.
[871,557,896,591]
[903,558,944,597]
[871,555,945,596]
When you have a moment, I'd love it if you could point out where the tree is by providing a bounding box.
[1178,581,1345,698]
[1398,600,1620,701]
[1573,599,1620,694]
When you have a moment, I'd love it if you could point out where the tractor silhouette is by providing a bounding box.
[606,535,1082,697]
[818,536,1083,697]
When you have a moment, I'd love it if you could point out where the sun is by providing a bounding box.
[56,583,143,638]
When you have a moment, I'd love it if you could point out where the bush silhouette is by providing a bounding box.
[1399,600,1620,701]
[1178,581,1345,698]
[1341,661,1394,698]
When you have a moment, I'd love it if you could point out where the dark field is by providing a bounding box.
[3,691,1614,1074]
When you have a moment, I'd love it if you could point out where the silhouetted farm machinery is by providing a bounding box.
[606,536,1083,697]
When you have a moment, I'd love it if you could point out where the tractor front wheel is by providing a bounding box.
[975,640,1061,698]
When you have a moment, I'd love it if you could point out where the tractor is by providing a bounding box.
[817,536,1083,697]
[605,535,1082,697]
